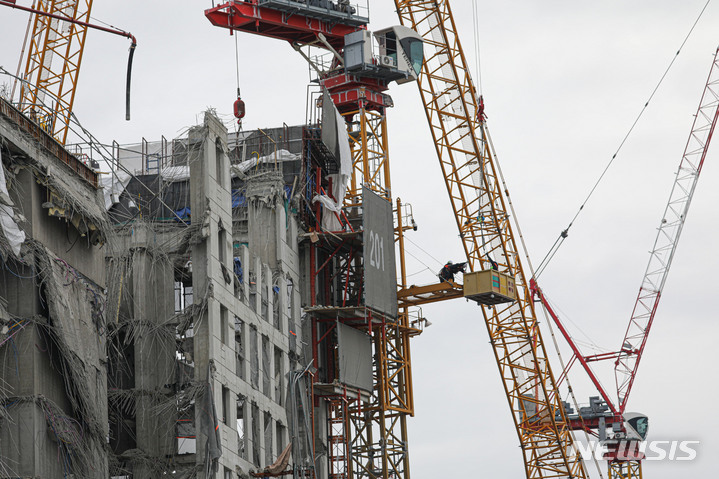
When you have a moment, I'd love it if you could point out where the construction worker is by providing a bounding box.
[438,260,467,282]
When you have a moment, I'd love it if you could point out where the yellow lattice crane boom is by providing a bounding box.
[394,1,586,477]
[17,0,94,144]
[2,0,136,144]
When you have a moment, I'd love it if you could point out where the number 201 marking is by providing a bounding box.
[368,230,385,271]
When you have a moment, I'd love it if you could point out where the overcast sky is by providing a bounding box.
[1,1,718,478]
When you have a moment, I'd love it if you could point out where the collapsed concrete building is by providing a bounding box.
[0,93,410,479]
[0,97,109,477]
[103,113,308,478]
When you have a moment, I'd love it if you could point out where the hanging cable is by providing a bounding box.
[403,247,439,276]
[233,32,245,129]
[538,302,606,479]
[404,236,445,268]
[125,39,136,121]
[542,291,607,354]
[235,32,242,98]
[533,0,711,279]
[471,0,483,94]
[490,122,605,478]
[2,2,137,120]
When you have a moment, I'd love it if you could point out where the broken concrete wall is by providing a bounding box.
[0,243,108,478]
[2,106,312,478]
[186,112,306,478]
[0,107,109,478]
[189,111,239,477]
[1,151,106,285]
[105,228,180,478]
[103,214,210,478]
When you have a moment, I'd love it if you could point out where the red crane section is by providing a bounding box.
[205,4,425,479]
[614,46,719,413]
[205,0,366,50]
[531,45,719,435]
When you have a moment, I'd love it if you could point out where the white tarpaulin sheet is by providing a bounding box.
[335,107,352,178]
[312,91,352,231]
[101,170,131,211]
[0,154,25,257]
[160,165,190,183]
[235,149,299,174]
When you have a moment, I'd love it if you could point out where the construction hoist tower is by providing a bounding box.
[206,2,424,478]
[393,1,587,478]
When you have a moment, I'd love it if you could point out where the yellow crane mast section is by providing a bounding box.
[19,0,93,145]
[393,1,587,478]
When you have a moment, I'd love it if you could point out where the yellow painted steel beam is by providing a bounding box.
[609,461,643,479]
[394,1,587,478]
[342,105,413,479]
[345,106,392,206]
[19,0,93,145]
[397,281,464,307]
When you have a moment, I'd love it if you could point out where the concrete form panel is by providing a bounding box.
[337,322,373,392]
[362,187,398,317]
[321,89,339,161]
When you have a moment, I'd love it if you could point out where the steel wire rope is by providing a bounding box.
[14,7,138,121]
[402,248,438,278]
[404,235,445,268]
[471,0,483,95]
[405,268,431,278]
[486,123,595,478]
[538,302,606,479]
[537,285,614,476]
[402,233,464,280]
[534,0,712,279]
[232,31,246,149]
[0,67,190,229]
[513,6,712,466]
[235,32,242,99]
[542,290,607,354]
[89,14,128,36]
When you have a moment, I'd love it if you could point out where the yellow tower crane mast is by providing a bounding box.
[393,1,587,478]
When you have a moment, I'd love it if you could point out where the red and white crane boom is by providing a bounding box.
[614,46,719,413]
[531,45,719,457]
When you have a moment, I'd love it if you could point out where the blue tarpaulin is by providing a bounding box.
[174,207,191,222]
[232,190,246,208]
[173,189,246,222]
